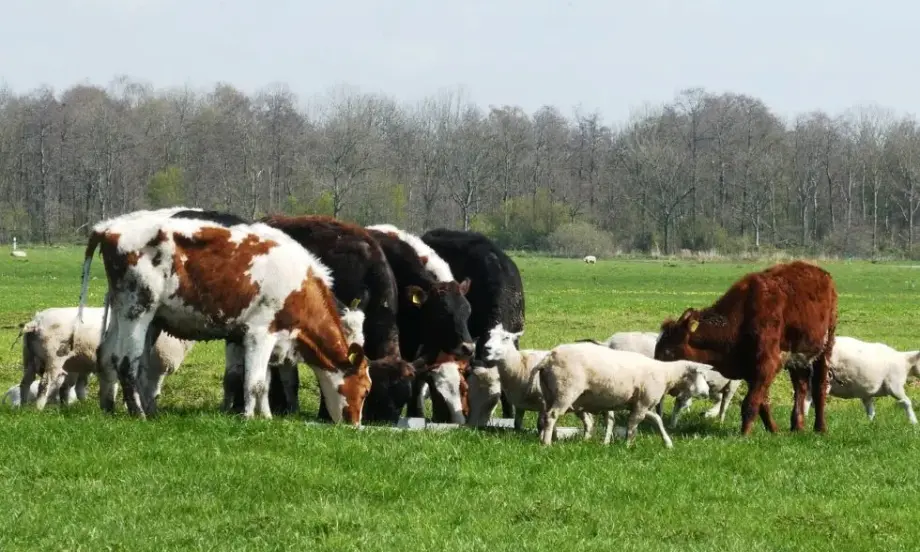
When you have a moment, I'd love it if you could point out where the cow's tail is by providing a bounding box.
[9,322,26,351]
[78,231,105,325]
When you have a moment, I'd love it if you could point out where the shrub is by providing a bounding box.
[546,221,616,258]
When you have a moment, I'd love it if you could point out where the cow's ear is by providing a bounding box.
[458,278,471,295]
[678,308,696,322]
[347,342,365,367]
[406,285,427,307]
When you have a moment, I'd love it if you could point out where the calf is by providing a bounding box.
[536,343,712,448]
[16,307,192,410]
[654,260,838,435]
[420,228,525,419]
[802,336,920,424]
[367,224,474,423]
[79,207,371,423]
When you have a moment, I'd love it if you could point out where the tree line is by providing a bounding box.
[1,76,918,258]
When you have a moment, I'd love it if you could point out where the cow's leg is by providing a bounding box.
[500,390,514,418]
[113,314,155,419]
[74,372,89,401]
[97,318,120,414]
[267,363,291,415]
[275,359,300,416]
[513,407,526,431]
[138,325,162,417]
[741,343,782,435]
[241,330,278,419]
[810,345,832,433]
[222,341,245,414]
[888,387,917,424]
[788,367,810,432]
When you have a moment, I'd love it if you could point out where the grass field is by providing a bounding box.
[2,248,920,551]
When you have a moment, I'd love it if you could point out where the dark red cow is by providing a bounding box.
[654,261,838,435]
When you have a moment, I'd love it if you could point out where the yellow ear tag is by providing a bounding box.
[348,352,358,364]
[411,293,422,306]
[688,320,699,333]
[349,297,361,309]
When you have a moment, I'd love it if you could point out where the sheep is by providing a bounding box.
[589,330,742,425]
[802,336,920,423]
[481,323,551,430]
[17,307,193,410]
[466,360,502,427]
[583,255,597,264]
[536,342,712,448]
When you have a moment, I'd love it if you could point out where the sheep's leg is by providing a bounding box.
[861,397,876,421]
[602,411,616,445]
[59,372,80,405]
[35,357,68,411]
[624,407,645,447]
[74,372,89,401]
[888,387,916,424]
[575,410,594,440]
[500,391,514,419]
[222,342,245,414]
[644,409,674,449]
[669,396,691,428]
[540,406,565,446]
[242,330,278,420]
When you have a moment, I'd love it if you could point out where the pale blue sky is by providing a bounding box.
[0,0,916,123]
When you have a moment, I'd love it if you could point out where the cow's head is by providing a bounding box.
[362,356,418,423]
[655,308,704,362]
[326,342,371,426]
[406,278,475,358]
[424,352,470,424]
[483,323,524,364]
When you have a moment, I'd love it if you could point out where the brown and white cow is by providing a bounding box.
[77,207,371,424]
[654,260,838,435]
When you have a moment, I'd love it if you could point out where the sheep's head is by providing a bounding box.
[907,351,920,378]
[675,363,711,400]
[484,323,524,363]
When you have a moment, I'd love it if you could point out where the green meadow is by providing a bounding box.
[1,248,919,551]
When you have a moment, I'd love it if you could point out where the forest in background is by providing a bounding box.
[2,76,919,259]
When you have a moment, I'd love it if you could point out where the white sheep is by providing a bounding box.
[802,336,920,423]
[3,380,76,407]
[536,342,712,448]
[466,361,502,427]
[583,255,597,264]
[17,307,193,410]
[597,330,742,425]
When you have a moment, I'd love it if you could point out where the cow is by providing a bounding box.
[78,207,372,424]
[654,260,838,435]
[420,228,526,419]
[366,224,475,423]
[247,215,418,424]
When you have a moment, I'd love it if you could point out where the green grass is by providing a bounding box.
[1,248,920,551]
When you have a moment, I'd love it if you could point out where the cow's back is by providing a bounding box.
[421,229,525,340]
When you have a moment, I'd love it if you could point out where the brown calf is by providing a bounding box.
[654,261,838,435]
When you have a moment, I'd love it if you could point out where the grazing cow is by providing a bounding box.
[583,255,597,264]
[420,228,525,419]
[654,261,838,435]
[78,207,371,424]
[366,224,475,423]
[224,215,416,423]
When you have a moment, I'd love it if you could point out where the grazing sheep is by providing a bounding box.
[802,336,920,423]
[17,307,193,410]
[588,331,743,425]
[536,343,711,448]
[583,255,597,264]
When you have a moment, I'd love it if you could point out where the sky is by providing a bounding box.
[0,0,916,123]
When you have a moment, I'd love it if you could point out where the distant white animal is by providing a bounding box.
[594,330,742,425]
[535,342,711,448]
[802,336,920,423]
[10,237,26,258]
[583,255,597,264]
[17,307,193,411]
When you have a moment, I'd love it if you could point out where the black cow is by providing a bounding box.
[367,226,476,422]
[420,228,525,419]
[226,215,418,424]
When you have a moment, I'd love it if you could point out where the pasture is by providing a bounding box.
[1,248,919,551]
